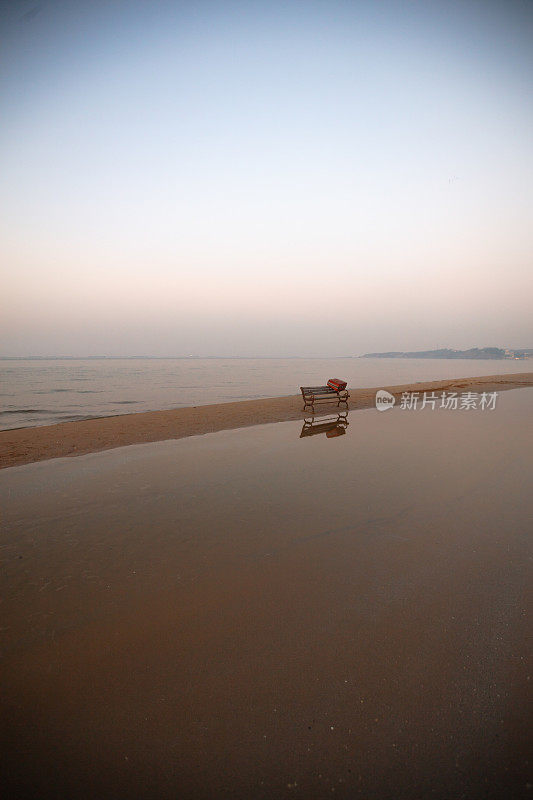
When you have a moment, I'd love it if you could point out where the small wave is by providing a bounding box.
[0,409,53,415]
[112,400,138,405]
[56,414,93,421]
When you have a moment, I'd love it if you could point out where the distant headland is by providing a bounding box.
[361,347,532,360]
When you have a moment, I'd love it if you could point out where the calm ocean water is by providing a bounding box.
[0,357,529,430]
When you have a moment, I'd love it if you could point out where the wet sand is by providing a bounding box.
[1,389,531,799]
[1,371,531,468]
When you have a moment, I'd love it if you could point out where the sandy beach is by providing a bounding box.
[0,371,531,469]
[1,388,531,799]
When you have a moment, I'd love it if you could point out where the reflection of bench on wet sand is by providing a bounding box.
[300,384,349,411]
[300,413,349,438]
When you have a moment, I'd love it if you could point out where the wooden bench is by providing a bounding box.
[300,385,350,411]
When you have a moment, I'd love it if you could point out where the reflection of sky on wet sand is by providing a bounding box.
[1,390,532,799]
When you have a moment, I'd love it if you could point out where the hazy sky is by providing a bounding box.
[1,0,532,357]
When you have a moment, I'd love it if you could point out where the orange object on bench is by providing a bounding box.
[327,378,347,391]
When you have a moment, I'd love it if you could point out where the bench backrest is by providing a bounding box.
[301,385,337,394]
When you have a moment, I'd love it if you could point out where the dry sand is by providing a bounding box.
[1,371,531,469]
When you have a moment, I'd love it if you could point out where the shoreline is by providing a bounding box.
[1,371,531,470]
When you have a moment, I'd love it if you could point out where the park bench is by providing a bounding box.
[300,381,349,411]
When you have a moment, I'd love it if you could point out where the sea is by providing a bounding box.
[0,357,529,431]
